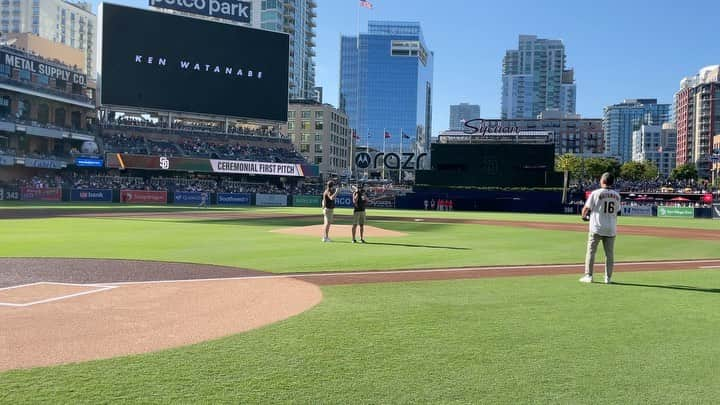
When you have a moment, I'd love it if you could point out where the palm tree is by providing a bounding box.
[555,153,581,204]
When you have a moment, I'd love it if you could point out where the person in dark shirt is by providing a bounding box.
[321,181,339,242]
[352,184,368,243]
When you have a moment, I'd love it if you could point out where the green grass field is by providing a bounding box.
[1,205,719,403]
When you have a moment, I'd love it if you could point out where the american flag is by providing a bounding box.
[352,129,359,139]
[360,0,373,9]
[402,132,410,139]
[384,131,391,139]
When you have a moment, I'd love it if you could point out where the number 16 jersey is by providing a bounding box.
[584,188,622,236]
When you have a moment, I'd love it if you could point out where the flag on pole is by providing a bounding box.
[402,132,410,139]
[352,129,359,139]
[384,131,391,139]
[360,0,373,9]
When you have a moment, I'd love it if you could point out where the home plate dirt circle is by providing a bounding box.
[0,258,321,372]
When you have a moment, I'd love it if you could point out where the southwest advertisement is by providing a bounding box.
[217,193,252,205]
[100,3,288,121]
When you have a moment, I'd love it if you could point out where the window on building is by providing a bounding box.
[315,144,322,153]
[37,103,49,124]
[315,133,321,142]
[301,121,311,130]
[0,95,11,115]
[314,156,322,164]
[315,111,323,119]
[315,120,323,130]
[35,74,49,85]
[71,111,82,129]
[301,134,310,143]
[301,110,311,119]
[300,144,310,153]
[288,111,295,119]
[18,99,31,120]
[18,70,31,81]
[288,121,294,130]
[54,108,66,126]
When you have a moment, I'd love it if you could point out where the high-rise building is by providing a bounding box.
[501,35,576,119]
[449,103,480,130]
[632,123,677,177]
[501,112,604,157]
[602,99,671,163]
[674,65,720,177]
[339,21,434,153]
[284,100,350,178]
[258,0,317,100]
[0,0,96,75]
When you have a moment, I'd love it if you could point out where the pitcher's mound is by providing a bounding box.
[273,224,406,238]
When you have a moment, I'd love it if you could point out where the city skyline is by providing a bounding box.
[87,0,719,136]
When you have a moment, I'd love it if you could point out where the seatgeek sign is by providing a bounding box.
[149,0,251,23]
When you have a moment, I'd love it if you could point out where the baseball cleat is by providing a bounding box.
[604,277,612,284]
[579,275,593,283]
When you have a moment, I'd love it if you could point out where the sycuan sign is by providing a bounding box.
[463,119,521,135]
[149,0,251,24]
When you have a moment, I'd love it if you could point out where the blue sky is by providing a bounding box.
[96,0,719,134]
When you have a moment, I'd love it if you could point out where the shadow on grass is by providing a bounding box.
[355,241,470,250]
[613,282,720,294]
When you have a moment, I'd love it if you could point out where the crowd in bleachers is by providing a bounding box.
[103,118,283,139]
[102,133,148,154]
[575,178,714,194]
[4,173,325,195]
[99,132,306,164]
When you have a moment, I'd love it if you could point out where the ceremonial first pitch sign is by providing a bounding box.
[211,160,303,176]
[106,153,316,177]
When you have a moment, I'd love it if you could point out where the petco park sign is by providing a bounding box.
[149,0,251,23]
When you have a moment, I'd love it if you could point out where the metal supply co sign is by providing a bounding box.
[149,0,251,23]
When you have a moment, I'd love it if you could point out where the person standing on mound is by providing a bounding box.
[352,184,368,243]
[321,181,340,242]
[580,172,621,284]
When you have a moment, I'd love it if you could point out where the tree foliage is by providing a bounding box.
[670,163,698,181]
[620,161,658,181]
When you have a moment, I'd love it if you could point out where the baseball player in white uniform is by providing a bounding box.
[580,172,621,284]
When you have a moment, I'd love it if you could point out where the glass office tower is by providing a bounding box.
[340,21,434,153]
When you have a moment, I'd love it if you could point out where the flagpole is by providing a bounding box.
[366,130,370,180]
[382,128,386,180]
[399,128,403,184]
[350,129,354,181]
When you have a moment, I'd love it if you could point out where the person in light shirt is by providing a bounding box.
[579,172,622,284]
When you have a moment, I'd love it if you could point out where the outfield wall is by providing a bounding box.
[1,187,715,217]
